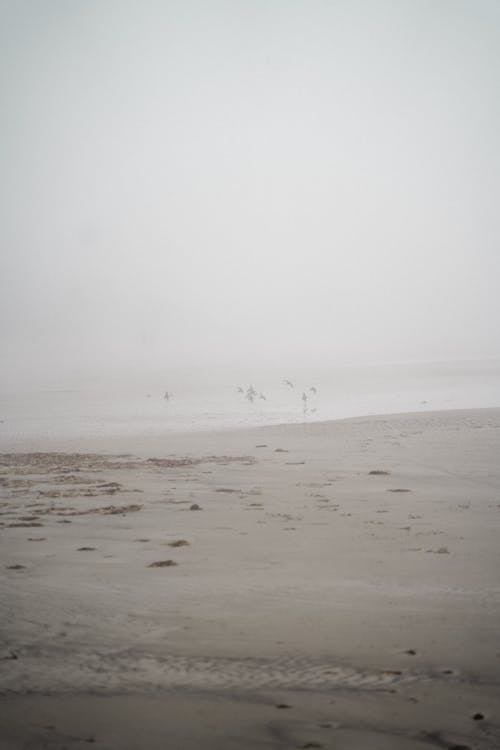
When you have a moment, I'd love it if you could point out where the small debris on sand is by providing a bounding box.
[148,559,177,568]
[101,504,142,515]
[168,539,189,547]
[77,547,96,551]
[427,547,450,554]
[58,504,142,517]
[189,503,201,511]
[369,469,391,476]
[387,488,411,492]
[6,564,25,570]
[8,522,44,528]
[1,651,18,660]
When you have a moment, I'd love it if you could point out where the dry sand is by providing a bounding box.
[1,408,499,749]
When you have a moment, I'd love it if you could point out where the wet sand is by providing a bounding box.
[1,408,500,749]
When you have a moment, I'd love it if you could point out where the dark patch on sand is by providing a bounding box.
[148,559,177,568]
[427,547,450,554]
[57,504,143,517]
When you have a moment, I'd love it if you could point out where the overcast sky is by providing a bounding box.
[1,0,499,383]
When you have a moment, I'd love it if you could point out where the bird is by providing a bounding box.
[237,386,244,393]
[301,391,308,414]
[309,386,317,395]
[164,391,171,401]
[246,385,257,403]
[284,379,294,388]
[258,393,266,400]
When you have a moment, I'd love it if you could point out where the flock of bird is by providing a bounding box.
[236,385,266,403]
[162,380,318,414]
[236,379,318,413]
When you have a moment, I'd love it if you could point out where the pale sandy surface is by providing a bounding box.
[1,409,499,749]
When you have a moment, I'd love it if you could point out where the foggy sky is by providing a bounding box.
[1,0,499,384]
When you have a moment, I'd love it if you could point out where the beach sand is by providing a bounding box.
[1,408,499,749]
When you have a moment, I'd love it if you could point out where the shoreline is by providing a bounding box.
[1,404,500,455]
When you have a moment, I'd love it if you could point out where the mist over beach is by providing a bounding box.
[1,1,500,749]
[1,0,500,387]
